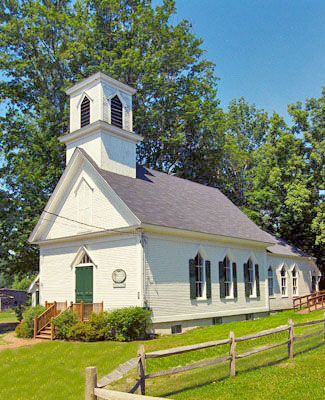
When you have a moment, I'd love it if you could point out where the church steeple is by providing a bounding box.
[59,72,142,178]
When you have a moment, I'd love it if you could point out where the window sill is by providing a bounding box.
[281,296,289,298]
[269,296,276,299]
[224,296,235,301]
[195,298,208,302]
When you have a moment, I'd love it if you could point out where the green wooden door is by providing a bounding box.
[75,266,93,303]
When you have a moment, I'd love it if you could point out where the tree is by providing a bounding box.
[221,98,269,206]
[0,0,222,275]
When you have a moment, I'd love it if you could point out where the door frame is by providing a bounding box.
[75,263,94,303]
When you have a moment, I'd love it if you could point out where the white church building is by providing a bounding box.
[29,72,321,334]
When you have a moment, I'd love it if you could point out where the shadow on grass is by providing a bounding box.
[160,375,229,398]
[159,356,288,398]
[158,342,324,398]
[293,342,323,357]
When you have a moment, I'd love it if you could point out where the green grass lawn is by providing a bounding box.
[0,310,324,400]
[0,310,17,323]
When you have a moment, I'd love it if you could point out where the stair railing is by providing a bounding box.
[293,290,325,312]
[307,292,325,313]
[34,302,57,338]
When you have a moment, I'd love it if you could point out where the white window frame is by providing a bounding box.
[268,266,274,297]
[292,265,298,297]
[194,253,206,299]
[224,256,233,299]
[280,265,288,297]
[247,258,256,297]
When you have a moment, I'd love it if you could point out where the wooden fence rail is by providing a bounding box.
[91,313,325,398]
[86,367,170,400]
[90,313,325,400]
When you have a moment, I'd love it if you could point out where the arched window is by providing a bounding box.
[224,256,232,297]
[80,96,90,127]
[111,95,123,128]
[268,267,274,297]
[292,266,298,296]
[244,258,260,298]
[280,266,287,296]
[247,258,255,296]
[194,253,204,298]
[189,252,211,300]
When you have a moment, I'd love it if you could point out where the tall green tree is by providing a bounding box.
[221,98,269,206]
[0,0,222,275]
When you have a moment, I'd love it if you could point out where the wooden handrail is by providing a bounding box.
[34,302,57,337]
[293,290,325,311]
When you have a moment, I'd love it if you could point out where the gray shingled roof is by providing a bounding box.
[80,149,275,245]
[266,233,310,258]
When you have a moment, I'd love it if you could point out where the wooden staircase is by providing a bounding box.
[293,290,325,313]
[36,324,53,340]
[34,301,104,340]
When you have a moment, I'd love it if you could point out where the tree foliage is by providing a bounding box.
[0,0,222,275]
[0,0,324,278]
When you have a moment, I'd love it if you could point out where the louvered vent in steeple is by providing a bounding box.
[80,96,90,127]
[111,95,123,129]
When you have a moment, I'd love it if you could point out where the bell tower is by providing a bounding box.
[60,72,142,178]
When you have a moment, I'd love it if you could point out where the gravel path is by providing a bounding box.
[0,331,43,350]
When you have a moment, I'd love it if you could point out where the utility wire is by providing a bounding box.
[41,210,139,235]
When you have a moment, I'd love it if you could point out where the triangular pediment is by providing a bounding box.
[29,149,140,243]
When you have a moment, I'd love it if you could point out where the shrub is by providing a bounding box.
[67,312,109,342]
[14,304,25,322]
[104,307,151,342]
[52,310,78,340]
[15,305,45,338]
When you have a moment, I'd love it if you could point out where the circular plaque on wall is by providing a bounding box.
[112,269,127,284]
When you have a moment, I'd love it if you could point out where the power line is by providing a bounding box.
[41,210,138,235]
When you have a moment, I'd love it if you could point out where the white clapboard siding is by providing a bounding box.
[144,233,268,323]
[39,235,140,308]
[39,159,138,242]
[267,254,315,311]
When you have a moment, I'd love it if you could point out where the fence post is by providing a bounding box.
[323,312,325,341]
[288,319,294,359]
[45,300,48,309]
[229,331,236,377]
[85,367,97,400]
[101,301,104,312]
[137,344,146,395]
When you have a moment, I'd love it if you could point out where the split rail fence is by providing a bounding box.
[86,313,325,399]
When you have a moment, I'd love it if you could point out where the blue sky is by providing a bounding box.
[153,0,325,122]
